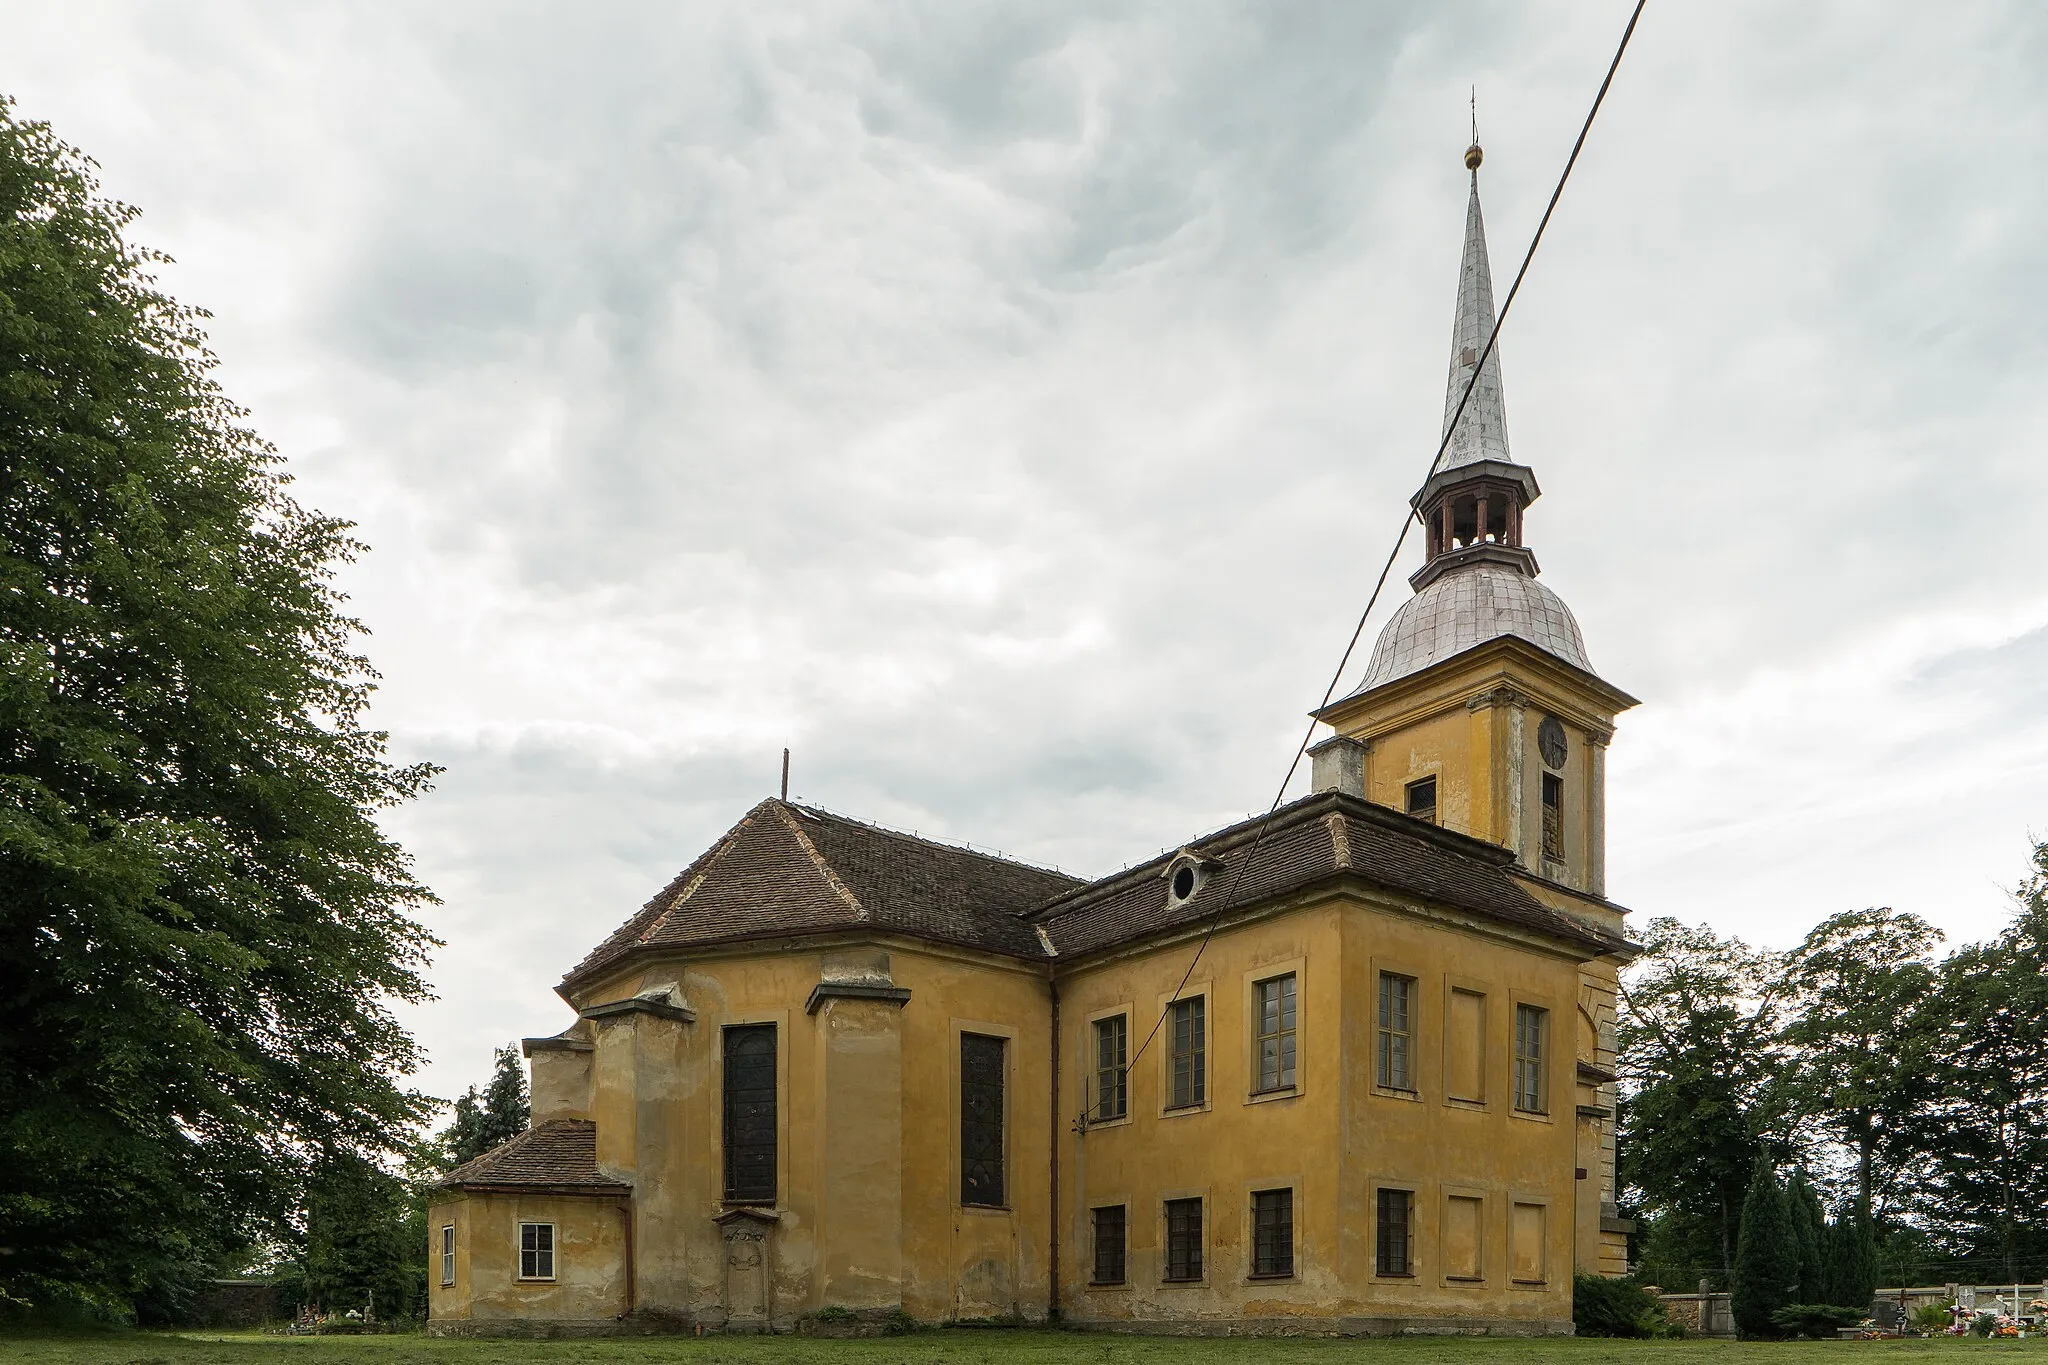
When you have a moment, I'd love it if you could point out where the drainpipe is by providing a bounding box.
[619,1199,636,1318]
[1047,972,1061,1324]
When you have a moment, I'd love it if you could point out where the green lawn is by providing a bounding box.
[3,1332,2047,1365]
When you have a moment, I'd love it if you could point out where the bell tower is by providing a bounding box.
[1312,136,1636,898]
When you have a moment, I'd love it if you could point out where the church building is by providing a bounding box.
[428,140,1639,1337]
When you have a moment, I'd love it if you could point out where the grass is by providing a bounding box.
[3,1332,2048,1365]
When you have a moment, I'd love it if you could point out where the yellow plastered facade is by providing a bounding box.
[431,628,1635,1335]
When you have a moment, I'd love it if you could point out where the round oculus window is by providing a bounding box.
[1538,714,1568,771]
[1170,864,1198,901]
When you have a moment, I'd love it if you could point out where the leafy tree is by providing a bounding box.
[444,1045,530,1167]
[1731,1158,1797,1337]
[0,100,437,1318]
[285,1152,426,1322]
[1916,846,2048,1283]
[1779,907,1943,1222]
[1618,918,1790,1284]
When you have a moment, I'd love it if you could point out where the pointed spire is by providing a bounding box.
[1440,138,1511,471]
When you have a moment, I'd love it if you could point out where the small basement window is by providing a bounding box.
[1405,776,1438,825]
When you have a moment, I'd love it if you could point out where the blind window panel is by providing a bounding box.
[722,1024,778,1203]
[1094,1016,1127,1121]
[960,1033,1007,1207]
[1254,974,1298,1091]
[1168,997,1206,1108]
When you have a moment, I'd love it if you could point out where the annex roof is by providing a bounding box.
[440,1119,628,1193]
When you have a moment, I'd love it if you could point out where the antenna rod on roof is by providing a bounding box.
[781,748,790,801]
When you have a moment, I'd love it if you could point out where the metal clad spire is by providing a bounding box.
[1440,139,1510,469]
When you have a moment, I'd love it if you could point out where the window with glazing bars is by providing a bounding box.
[1541,772,1564,860]
[1168,996,1206,1108]
[723,1024,778,1203]
[1093,1015,1127,1121]
[1251,1189,1294,1277]
[1091,1205,1127,1285]
[1164,1197,1204,1282]
[518,1222,555,1280]
[1405,775,1438,825]
[439,1224,455,1286]
[1514,1004,1547,1113]
[960,1033,1006,1207]
[1375,1189,1411,1276]
[1253,974,1297,1092]
[1376,972,1414,1091]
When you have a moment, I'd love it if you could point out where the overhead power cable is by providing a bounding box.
[1104,0,1650,1109]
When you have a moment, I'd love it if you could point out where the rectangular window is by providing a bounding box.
[1511,1201,1548,1284]
[1168,996,1206,1108]
[1444,1194,1483,1281]
[440,1224,455,1287]
[1405,775,1438,824]
[722,1024,778,1203]
[1253,974,1298,1092]
[1093,1015,1128,1121]
[1376,973,1414,1091]
[1541,772,1564,861]
[1091,1205,1127,1286]
[960,1032,1007,1207]
[1251,1189,1294,1278]
[1513,1004,1548,1113]
[518,1222,555,1280]
[1164,1197,1204,1282]
[1447,988,1486,1102]
[1375,1189,1412,1276]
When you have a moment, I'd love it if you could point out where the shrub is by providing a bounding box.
[1909,1303,1953,1334]
[1574,1274,1681,1338]
[1971,1312,2000,1338]
[1771,1304,1866,1338]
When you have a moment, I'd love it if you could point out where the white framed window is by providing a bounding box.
[518,1221,555,1280]
[439,1224,455,1286]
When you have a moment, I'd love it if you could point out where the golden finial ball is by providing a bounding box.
[1465,143,1484,171]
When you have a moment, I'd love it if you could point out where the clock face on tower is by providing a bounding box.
[1537,715,1568,771]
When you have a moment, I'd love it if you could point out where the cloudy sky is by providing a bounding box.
[7,1,2044,1104]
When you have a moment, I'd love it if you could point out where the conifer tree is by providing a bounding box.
[446,1046,530,1166]
[1788,1169,1826,1303]
[1731,1158,1797,1336]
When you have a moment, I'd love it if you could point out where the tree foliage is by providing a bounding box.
[0,99,437,1318]
[444,1045,530,1167]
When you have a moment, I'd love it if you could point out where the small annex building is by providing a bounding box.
[429,140,1640,1337]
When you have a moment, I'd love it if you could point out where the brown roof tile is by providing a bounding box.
[440,1119,627,1191]
[562,801,1084,989]
[1032,790,1625,959]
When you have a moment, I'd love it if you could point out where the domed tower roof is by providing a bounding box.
[1359,561,1591,691]
[1342,137,1604,698]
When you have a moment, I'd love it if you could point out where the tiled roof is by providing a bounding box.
[1032,790,1625,959]
[440,1119,627,1191]
[562,800,1084,989]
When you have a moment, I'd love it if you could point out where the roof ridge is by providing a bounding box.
[771,801,869,921]
[781,799,1087,885]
